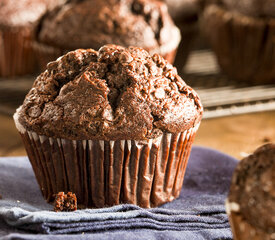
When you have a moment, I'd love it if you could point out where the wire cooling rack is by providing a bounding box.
[183,50,275,118]
[0,50,275,118]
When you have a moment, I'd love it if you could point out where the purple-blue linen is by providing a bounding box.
[0,146,237,239]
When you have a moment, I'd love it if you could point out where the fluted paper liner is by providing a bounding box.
[203,5,275,84]
[14,114,199,208]
[0,27,37,77]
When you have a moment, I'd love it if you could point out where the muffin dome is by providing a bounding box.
[223,0,275,18]
[17,44,202,140]
[36,0,180,54]
[0,0,62,28]
[227,143,275,238]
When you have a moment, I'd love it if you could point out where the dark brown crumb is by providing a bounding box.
[262,137,271,143]
[0,194,2,199]
[54,192,77,212]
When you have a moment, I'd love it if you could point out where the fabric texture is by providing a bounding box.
[0,146,237,240]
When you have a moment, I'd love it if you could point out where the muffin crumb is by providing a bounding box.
[54,192,77,212]
[262,136,271,143]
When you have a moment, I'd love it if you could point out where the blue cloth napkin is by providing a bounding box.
[0,146,237,240]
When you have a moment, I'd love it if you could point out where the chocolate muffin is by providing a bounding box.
[202,1,275,84]
[34,0,181,70]
[226,143,275,240]
[0,0,63,77]
[14,44,203,208]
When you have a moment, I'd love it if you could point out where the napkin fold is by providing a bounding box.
[0,146,237,239]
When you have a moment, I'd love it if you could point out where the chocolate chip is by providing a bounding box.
[132,1,143,14]
[119,52,133,63]
[27,106,42,118]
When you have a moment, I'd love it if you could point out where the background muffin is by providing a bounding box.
[226,143,275,240]
[0,0,63,77]
[202,0,275,84]
[223,0,275,18]
[34,0,181,70]
[14,44,202,208]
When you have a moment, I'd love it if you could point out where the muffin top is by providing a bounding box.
[228,143,275,233]
[16,44,203,140]
[36,0,180,53]
[223,0,275,18]
[0,0,63,28]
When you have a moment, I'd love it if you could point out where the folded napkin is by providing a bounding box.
[0,146,237,240]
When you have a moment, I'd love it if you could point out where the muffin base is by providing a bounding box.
[226,200,275,240]
[0,27,37,77]
[203,5,275,85]
[14,112,199,208]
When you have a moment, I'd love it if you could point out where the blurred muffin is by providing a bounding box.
[163,0,200,72]
[34,0,181,70]
[14,44,203,208]
[223,0,275,18]
[226,143,275,240]
[0,0,62,77]
[202,1,275,84]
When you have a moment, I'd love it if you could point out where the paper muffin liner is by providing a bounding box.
[0,27,38,77]
[225,200,273,240]
[14,113,199,208]
[202,5,275,84]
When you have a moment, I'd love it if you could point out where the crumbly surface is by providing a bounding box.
[54,192,77,212]
[36,0,178,51]
[18,45,202,140]
[228,143,275,234]
[223,0,275,18]
[0,0,64,28]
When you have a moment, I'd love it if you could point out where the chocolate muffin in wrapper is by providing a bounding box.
[226,144,275,240]
[202,2,275,84]
[14,45,202,208]
[34,0,181,71]
[0,0,63,77]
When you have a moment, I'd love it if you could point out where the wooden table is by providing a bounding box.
[0,111,274,159]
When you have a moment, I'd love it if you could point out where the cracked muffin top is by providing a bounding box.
[36,0,180,53]
[0,0,63,28]
[223,0,275,18]
[17,45,203,140]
